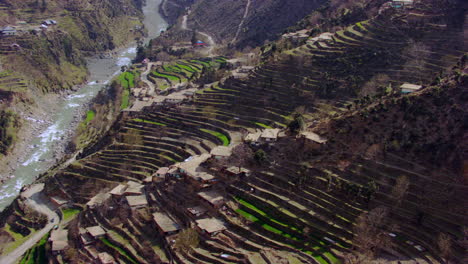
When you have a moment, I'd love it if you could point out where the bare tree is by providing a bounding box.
[390,175,410,207]
[228,143,254,171]
[437,232,452,264]
[351,206,393,261]
[174,228,199,253]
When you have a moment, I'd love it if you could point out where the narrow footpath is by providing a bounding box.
[0,185,59,264]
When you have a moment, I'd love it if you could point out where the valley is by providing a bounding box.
[0,0,466,263]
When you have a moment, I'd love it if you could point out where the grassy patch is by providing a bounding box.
[85,110,95,124]
[100,237,138,264]
[120,88,130,110]
[61,208,81,222]
[2,224,33,255]
[153,71,180,82]
[19,233,48,264]
[118,72,135,89]
[132,118,167,126]
[254,122,273,129]
[200,128,229,146]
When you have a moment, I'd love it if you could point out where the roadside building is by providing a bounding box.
[50,229,69,255]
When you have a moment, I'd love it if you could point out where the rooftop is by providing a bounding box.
[196,218,226,234]
[245,130,262,142]
[153,212,180,233]
[86,226,106,238]
[210,146,233,157]
[226,166,251,175]
[187,205,208,217]
[400,83,422,91]
[126,195,148,207]
[109,184,127,195]
[177,153,212,175]
[300,131,328,144]
[198,190,224,205]
[50,229,68,242]
[86,193,111,207]
[261,128,281,139]
[52,240,69,252]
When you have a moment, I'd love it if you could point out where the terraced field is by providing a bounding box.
[148,57,227,92]
[40,8,467,264]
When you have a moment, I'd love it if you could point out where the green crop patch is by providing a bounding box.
[85,110,95,124]
[199,128,230,146]
[132,118,167,126]
[100,237,138,264]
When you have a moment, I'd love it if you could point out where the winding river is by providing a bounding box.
[0,0,168,211]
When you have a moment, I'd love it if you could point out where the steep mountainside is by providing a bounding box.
[187,0,326,48]
[0,0,145,156]
[0,0,467,263]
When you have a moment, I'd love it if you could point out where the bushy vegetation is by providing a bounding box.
[19,233,49,264]
[0,110,20,155]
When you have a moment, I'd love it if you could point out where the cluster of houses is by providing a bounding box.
[0,19,57,37]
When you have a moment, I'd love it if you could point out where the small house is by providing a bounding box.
[98,252,117,264]
[109,184,127,196]
[84,246,99,259]
[50,229,69,255]
[86,226,106,239]
[400,83,422,93]
[1,26,17,36]
[124,181,144,195]
[224,166,251,178]
[43,19,57,25]
[260,128,281,143]
[126,194,148,208]
[86,193,110,209]
[210,146,232,160]
[198,190,225,209]
[79,228,94,245]
[244,130,262,146]
[156,167,170,177]
[153,212,181,236]
[186,205,208,219]
[196,218,226,236]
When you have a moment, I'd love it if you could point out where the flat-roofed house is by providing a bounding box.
[86,193,111,209]
[86,226,106,239]
[126,194,148,208]
[153,212,181,236]
[260,129,281,142]
[50,229,69,255]
[196,218,226,236]
[244,130,262,146]
[198,190,225,209]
